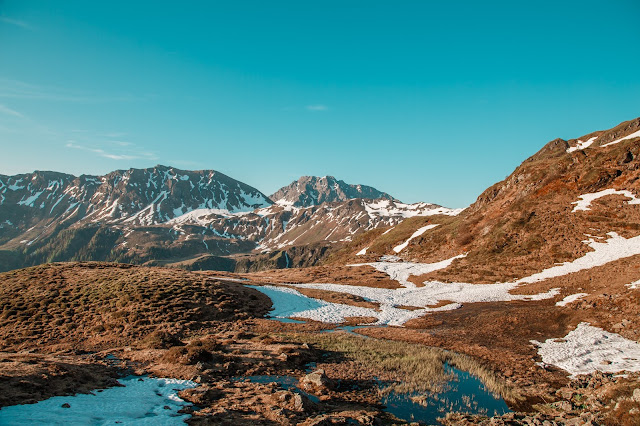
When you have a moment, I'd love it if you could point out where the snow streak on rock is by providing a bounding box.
[555,293,588,307]
[392,224,438,253]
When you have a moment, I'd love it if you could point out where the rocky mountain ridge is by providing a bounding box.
[270,175,395,207]
[0,167,454,272]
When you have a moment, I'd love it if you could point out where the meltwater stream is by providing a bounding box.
[0,376,197,425]
[249,284,512,424]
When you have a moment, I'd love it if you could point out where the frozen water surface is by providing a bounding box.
[0,376,197,426]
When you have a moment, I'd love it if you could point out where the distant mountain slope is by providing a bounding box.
[0,165,271,234]
[270,175,395,207]
[0,166,456,272]
[337,117,640,283]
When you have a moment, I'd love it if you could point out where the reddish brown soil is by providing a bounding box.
[245,265,402,289]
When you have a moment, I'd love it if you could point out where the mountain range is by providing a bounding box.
[0,167,457,272]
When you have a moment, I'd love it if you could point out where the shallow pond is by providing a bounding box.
[236,368,508,425]
[0,376,197,425]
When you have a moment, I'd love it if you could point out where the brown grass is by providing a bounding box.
[287,332,522,403]
[0,262,271,352]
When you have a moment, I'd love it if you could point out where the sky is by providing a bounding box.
[0,1,639,208]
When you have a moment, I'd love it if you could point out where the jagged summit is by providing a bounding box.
[270,175,396,207]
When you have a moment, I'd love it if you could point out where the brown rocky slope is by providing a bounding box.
[334,117,640,284]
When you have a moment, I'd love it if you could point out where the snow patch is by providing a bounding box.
[601,129,640,148]
[393,224,438,253]
[356,247,368,256]
[566,136,597,153]
[350,254,467,288]
[517,232,640,284]
[249,284,457,326]
[556,293,588,307]
[572,189,640,212]
[533,323,640,377]
[626,279,640,290]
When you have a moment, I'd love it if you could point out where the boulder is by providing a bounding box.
[299,369,333,392]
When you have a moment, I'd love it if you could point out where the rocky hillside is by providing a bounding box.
[338,117,640,283]
[270,175,395,207]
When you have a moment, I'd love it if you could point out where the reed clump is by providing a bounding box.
[290,331,522,403]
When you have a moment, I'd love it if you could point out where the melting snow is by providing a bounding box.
[248,252,557,326]
[566,136,597,153]
[517,232,640,284]
[0,376,197,425]
[393,224,438,253]
[259,228,640,326]
[533,323,640,377]
[601,129,640,148]
[556,293,588,307]
[287,279,558,327]
[350,254,467,288]
[572,189,640,212]
[249,284,457,326]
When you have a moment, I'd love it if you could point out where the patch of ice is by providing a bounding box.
[572,188,640,212]
[532,322,640,377]
[555,293,588,307]
[601,129,640,148]
[566,136,597,153]
[0,376,197,425]
[393,224,438,253]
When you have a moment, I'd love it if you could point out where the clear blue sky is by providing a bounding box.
[1,1,639,208]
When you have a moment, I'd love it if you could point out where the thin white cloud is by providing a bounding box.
[306,104,329,111]
[0,77,142,103]
[65,141,141,161]
[0,16,34,30]
[0,104,23,118]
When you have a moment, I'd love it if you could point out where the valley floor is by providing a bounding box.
[1,260,639,425]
